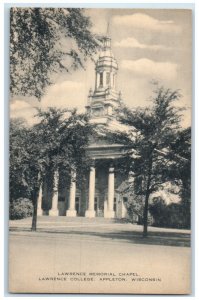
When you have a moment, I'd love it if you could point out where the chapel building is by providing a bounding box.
[37,36,136,220]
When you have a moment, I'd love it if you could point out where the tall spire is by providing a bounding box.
[86,33,122,124]
[102,20,111,51]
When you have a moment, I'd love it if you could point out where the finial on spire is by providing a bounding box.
[102,21,111,50]
[106,20,110,37]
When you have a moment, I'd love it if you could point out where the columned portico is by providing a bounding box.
[66,169,77,217]
[49,171,59,216]
[105,164,115,218]
[85,162,96,218]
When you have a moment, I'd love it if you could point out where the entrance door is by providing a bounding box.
[75,197,80,216]
[94,197,98,213]
[95,197,104,217]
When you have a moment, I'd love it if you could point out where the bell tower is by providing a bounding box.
[86,36,122,124]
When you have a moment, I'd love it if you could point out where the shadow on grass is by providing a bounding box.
[9,226,190,248]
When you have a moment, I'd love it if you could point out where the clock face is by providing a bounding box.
[92,107,103,117]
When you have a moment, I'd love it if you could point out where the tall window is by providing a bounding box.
[106,72,110,85]
[123,197,128,203]
[99,73,103,86]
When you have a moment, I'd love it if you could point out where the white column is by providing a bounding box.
[85,163,96,218]
[66,169,77,217]
[105,164,115,218]
[49,171,59,216]
[37,184,43,216]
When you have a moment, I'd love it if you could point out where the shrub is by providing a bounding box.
[9,198,33,220]
[124,195,153,225]
[149,197,190,229]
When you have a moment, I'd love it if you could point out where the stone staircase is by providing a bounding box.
[37,215,129,224]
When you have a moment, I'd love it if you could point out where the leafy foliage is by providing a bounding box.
[10,8,99,99]
[9,118,32,202]
[9,198,33,220]
[33,107,92,179]
[169,127,191,228]
[113,84,190,236]
[149,197,188,229]
[9,109,93,229]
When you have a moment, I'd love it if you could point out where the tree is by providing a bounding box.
[149,197,168,227]
[9,118,31,202]
[169,127,191,228]
[9,108,93,231]
[113,84,187,237]
[10,8,99,99]
[9,118,42,229]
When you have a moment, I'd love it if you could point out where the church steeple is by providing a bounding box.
[95,36,118,92]
[86,35,122,123]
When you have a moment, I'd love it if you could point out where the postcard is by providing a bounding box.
[9,7,192,294]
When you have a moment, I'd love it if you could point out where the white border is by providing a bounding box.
[1,1,198,300]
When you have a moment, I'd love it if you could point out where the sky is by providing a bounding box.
[10,8,192,128]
